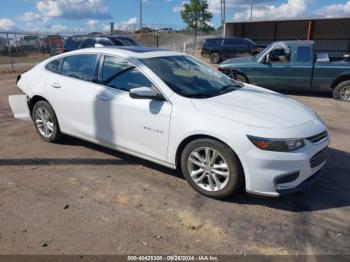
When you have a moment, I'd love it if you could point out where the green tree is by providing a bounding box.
[180,0,213,39]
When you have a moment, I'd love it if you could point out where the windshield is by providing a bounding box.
[142,55,241,98]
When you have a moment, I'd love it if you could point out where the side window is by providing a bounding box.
[102,56,152,92]
[61,54,98,82]
[98,38,113,46]
[223,38,239,46]
[297,47,311,62]
[111,39,123,46]
[82,38,96,48]
[45,59,62,73]
[269,48,291,63]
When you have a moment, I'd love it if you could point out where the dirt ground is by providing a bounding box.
[0,72,349,255]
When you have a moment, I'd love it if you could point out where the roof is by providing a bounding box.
[225,16,350,24]
[107,46,169,53]
[50,46,183,60]
[278,40,314,45]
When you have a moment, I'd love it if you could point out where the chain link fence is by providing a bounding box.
[0,32,66,73]
[0,28,221,73]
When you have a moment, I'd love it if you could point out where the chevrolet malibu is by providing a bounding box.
[9,46,329,199]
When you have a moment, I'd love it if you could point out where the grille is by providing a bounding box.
[310,147,328,168]
[307,131,328,143]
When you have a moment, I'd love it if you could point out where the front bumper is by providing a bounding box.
[243,132,329,197]
[276,169,324,195]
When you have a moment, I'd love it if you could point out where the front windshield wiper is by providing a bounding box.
[218,84,242,94]
[186,93,216,98]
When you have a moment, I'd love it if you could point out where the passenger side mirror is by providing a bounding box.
[129,87,164,100]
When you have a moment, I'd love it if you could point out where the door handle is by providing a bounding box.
[284,66,292,70]
[97,94,111,101]
[51,83,61,88]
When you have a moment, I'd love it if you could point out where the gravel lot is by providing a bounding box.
[0,72,349,255]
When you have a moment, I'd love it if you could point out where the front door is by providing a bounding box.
[96,55,172,162]
[250,47,295,89]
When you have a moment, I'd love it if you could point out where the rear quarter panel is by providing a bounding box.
[313,62,350,89]
[18,64,48,99]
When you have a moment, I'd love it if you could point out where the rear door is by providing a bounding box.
[46,54,104,139]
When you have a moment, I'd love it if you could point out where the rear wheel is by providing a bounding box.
[180,138,243,199]
[210,52,221,64]
[333,80,350,102]
[32,100,63,143]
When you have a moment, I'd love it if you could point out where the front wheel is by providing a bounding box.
[333,80,350,102]
[235,74,248,83]
[180,138,243,199]
[32,100,63,142]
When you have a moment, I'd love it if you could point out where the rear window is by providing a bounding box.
[297,46,311,62]
[61,54,98,82]
[45,59,62,73]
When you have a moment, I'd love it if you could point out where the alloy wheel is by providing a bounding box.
[340,86,350,101]
[187,147,230,192]
[35,107,54,138]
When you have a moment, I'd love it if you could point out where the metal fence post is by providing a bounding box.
[7,33,14,72]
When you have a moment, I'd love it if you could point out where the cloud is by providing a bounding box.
[50,24,67,32]
[21,11,48,23]
[207,0,274,14]
[36,0,112,20]
[315,1,350,17]
[172,1,188,13]
[115,17,138,30]
[87,19,98,30]
[233,0,311,21]
[0,18,16,31]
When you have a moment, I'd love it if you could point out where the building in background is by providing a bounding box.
[224,17,350,57]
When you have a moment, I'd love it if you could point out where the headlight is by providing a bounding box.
[247,135,305,152]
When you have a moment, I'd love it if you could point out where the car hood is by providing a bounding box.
[220,56,256,66]
[191,85,316,128]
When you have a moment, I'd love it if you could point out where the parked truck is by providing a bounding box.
[218,40,350,102]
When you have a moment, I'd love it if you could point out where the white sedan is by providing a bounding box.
[9,46,329,199]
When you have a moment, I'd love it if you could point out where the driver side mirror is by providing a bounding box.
[129,87,164,101]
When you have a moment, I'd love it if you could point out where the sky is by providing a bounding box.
[0,0,350,33]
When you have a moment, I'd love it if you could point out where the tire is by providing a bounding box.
[235,73,248,83]
[210,52,221,64]
[333,80,350,102]
[32,100,63,143]
[180,138,243,199]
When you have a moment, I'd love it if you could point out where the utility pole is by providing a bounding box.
[110,22,114,35]
[250,0,254,21]
[139,0,143,29]
[221,0,225,26]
